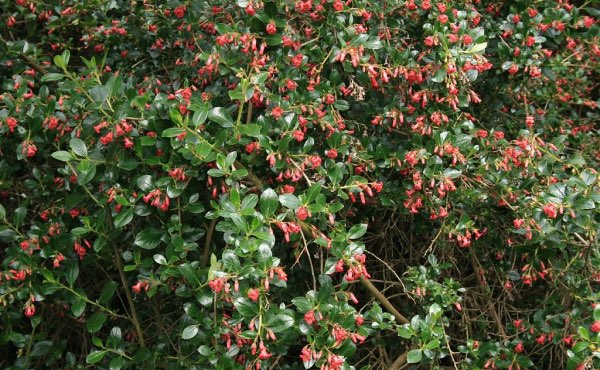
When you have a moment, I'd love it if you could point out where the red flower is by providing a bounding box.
[245,3,255,16]
[536,334,546,345]
[247,288,260,302]
[296,206,310,221]
[5,117,18,132]
[326,354,345,370]
[304,310,317,325]
[514,342,524,353]
[293,130,304,142]
[24,304,35,318]
[173,5,186,18]
[266,22,277,35]
[591,321,600,333]
[513,218,525,229]
[543,204,558,219]
[271,106,284,120]
[323,94,335,105]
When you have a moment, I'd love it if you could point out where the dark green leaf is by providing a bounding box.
[134,228,164,250]
[162,127,186,138]
[87,312,107,333]
[70,138,88,157]
[90,86,109,103]
[182,325,198,340]
[41,73,66,82]
[99,281,118,304]
[266,314,294,333]
[51,151,73,162]
[72,297,86,317]
[86,350,107,364]
[407,349,422,364]
[113,208,134,228]
[109,356,124,370]
[13,207,27,228]
[170,109,183,125]
[279,194,301,209]
[347,224,367,239]
[136,175,153,191]
[208,107,234,127]
[65,261,79,286]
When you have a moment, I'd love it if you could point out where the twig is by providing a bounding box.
[106,211,146,347]
[202,218,217,266]
[360,276,409,325]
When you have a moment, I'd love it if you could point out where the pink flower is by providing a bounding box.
[247,288,260,302]
[514,342,524,353]
[296,206,310,221]
[591,321,600,333]
[304,310,317,325]
[543,204,558,219]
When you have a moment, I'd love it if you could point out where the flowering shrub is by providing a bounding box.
[0,0,599,369]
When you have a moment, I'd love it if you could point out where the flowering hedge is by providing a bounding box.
[1,0,599,369]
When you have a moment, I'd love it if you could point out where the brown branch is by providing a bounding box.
[360,276,409,325]
[202,218,217,266]
[389,346,412,370]
[106,211,146,348]
[469,253,507,340]
[0,35,48,75]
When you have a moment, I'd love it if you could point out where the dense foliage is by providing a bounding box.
[1,0,599,369]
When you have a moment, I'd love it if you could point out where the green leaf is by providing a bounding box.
[170,109,183,125]
[468,42,487,54]
[443,168,462,179]
[109,356,124,370]
[260,188,279,217]
[134,228,164,250]
[53,55,66,69]
[70,138,88,157]
[208,107,234,127]
[347,224,367,239]
[239,124,261,137]
[234,297,258,317]
[65,261,79,286]
[86,350,107,364]
[77,164,97,185]
[306,183,322,203]
[424,340,440,350]
[51,151,73,162]
[266,314,295,333]
[72,297,86,317]
[153,254,167,265]
[572,341,588,353]
[13,207,27,228]
[162,127,186,138]
[192,109,208,127]
[407,349,423,364]
[90,86,109,103]
[99,281,118,304]
[181,325,198,340]
[0,204,5,220]
[132,348,151,363]
[279,193,301,209]
[87,312,107,333]
[292,297,313,312]
[431,69,447,83]
[113,207,134,228]
[136,175,153,191]
[334,100,350,111]
[41,73,66,82]
[397,326,413,339]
